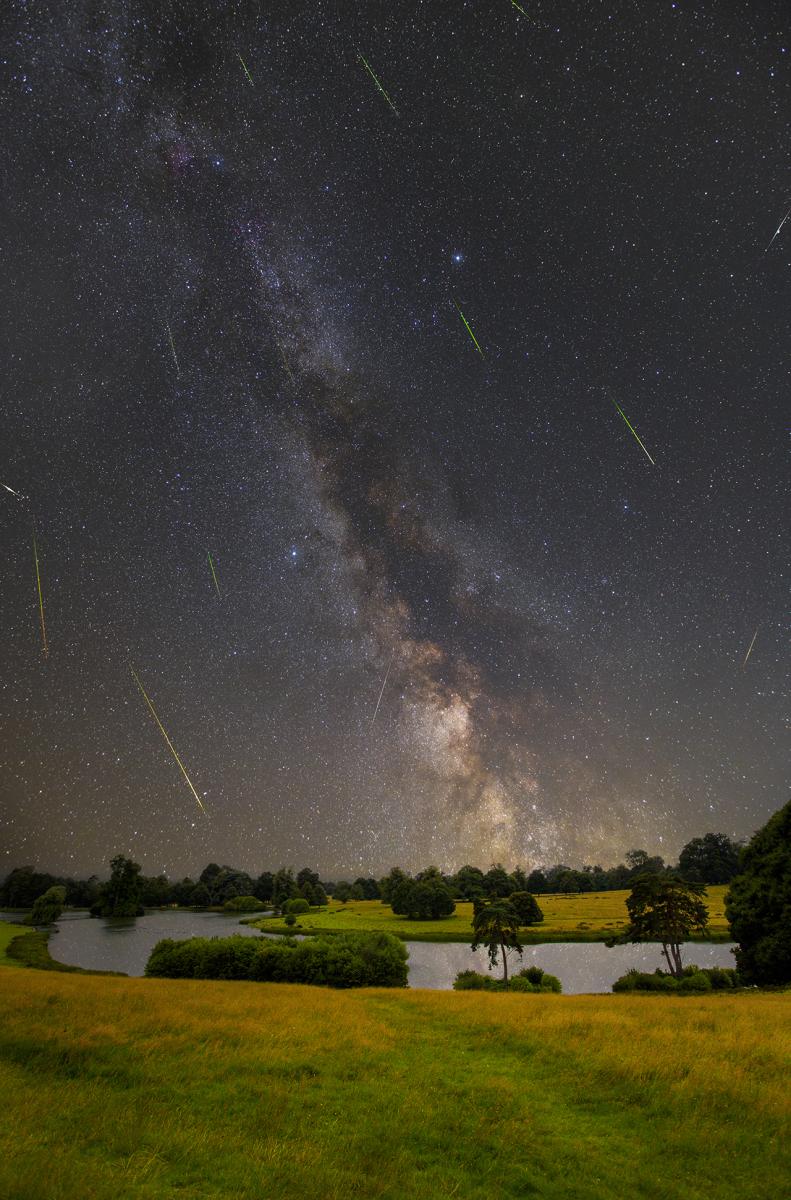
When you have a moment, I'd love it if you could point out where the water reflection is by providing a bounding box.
[1,910,736,993]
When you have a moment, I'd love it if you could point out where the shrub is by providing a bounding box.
[507,976,536,992]
[513,966,562,992]
[145,931,408,988]
[453,970,497,991]
[678,970,713,993]
[283,914,297,927]
[452,966,562,993]
[284,898,310,915]
[222,895,265,912]
[611,966,737,993]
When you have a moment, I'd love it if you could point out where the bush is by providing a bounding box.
[452,966,562,993]
[513,966,562,992]
[678,970,713,993]
[453,970,498,991]
[145,931,408,988]
[611,966,739,993]
[222,895,265,912]
[284,914,297,927]
[284,898,310,915]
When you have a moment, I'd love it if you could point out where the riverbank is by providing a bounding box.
[0,969,787,1200]
[249,886,732,943]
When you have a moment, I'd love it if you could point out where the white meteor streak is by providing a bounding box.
[742,628,758,668]
[763,205,791,254]
[371,655,394,725]
[2,482,26,501]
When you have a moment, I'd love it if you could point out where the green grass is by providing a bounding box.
[0,921,31,966]
[0,970,787,1199]
[251,886,732,942]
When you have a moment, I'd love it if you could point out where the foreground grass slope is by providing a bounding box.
[0,972,787,1200]
[253,885,731,942]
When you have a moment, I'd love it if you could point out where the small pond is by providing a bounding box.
[1,909,736,993]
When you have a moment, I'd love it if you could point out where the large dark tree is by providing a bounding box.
[725,799,791,985]
[508,892,544,927]
[678,833,742,884]
[96,855,143,918]
[609,873,709,977]
[451,864,486,900]
[471,901,524,985]
[482,863,513,898]
[391,877,455,920]
[30,886,66,925]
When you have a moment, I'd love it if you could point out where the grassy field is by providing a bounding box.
[0,970,787,1200]
[0,920,30,965]
[251,885,731,942]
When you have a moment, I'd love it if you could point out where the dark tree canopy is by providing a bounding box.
[390,877,456,920]
[471,900,524,985]
[678,833,742,884]
[30,885,66,925]
[96,855,144,918]
[725,799,791,985]
[610,873,709,977]
[508,891,544,927]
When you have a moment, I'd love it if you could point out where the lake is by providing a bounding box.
[1,909,737,992]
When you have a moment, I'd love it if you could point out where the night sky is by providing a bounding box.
[1,1,787,881]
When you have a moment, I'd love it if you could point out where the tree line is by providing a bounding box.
[0,831,744,912]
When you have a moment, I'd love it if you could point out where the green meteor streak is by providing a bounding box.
[32,526,48,658]
[453,299,484,356]
[238,53,254,86]
[610,400,655,465]
[130,665,207,815]
[165,322,180,375]
[207,551,221,597]
[357,51,399,115]
[509,0,529,15]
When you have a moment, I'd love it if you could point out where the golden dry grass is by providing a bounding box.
[0,967,787,1199]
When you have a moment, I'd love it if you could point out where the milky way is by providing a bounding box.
[1,2,787,878]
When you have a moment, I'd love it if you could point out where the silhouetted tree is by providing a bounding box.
[726,799,791,985]
[609,874,709,977]
[30,886,66,925]
[471,901,524,985]
[678,833,742,884]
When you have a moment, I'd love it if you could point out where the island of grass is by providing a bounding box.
[248,885,732,943]
[0,968,787,1199]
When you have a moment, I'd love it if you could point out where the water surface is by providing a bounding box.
[1,909,736,992]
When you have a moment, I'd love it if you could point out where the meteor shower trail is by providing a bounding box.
[238,54,254,86]
[610,399,655,465]
[371,655,394,725]
[453,299,484,356]
[165,322,180,374]
[130,665,207,814]
[32,527,48,658]
[742,628,759,668]
[358,52,399,115]
[208,551,221,597]
[763,206,791,254]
